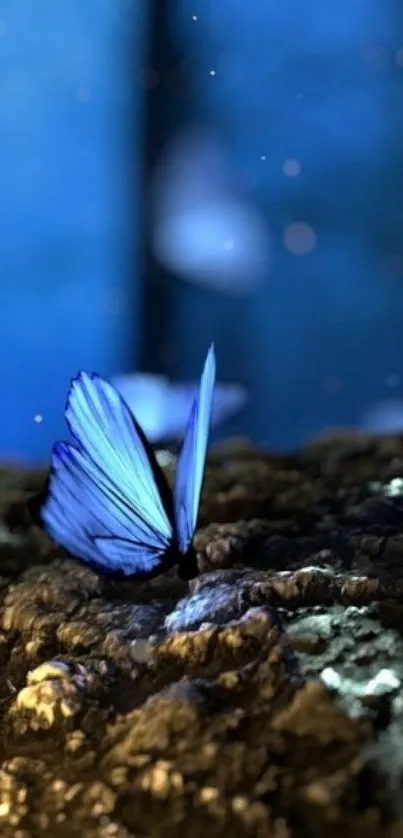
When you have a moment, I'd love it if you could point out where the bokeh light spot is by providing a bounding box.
[283,158,301,177]
[284,222,317,255]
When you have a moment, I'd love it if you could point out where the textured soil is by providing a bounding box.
[1,433,403,837]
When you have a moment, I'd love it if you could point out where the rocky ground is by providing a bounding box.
[1,434,403,837]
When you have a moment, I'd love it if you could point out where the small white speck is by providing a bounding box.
[33,414,43,424]
[0,20,8,38]
[76,87,91,103]
[209,69,216,76]
[191,15,198,21]
[320,667,341,690]
[260,155,266,161]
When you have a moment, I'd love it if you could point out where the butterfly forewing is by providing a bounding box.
[173,345,216,554]
[42,373,174,576]
[66,373,173,538]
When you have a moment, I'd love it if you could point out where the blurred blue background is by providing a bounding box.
[0,1,145,461]
[1,0,403,462]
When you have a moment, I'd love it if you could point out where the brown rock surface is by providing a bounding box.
[0,436,403,836]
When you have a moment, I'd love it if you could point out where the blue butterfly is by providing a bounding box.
[35,346,216,580]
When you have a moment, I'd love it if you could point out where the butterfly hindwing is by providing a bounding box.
[41,372,174,576]
[94,535,167,574]
[173,345,216,554]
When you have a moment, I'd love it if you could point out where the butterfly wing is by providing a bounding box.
[41,372,174,576]
[173,345,216,554]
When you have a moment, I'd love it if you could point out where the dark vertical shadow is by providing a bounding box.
[141,0,185,374]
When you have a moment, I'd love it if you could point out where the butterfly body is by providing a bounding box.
[32,346,216,581]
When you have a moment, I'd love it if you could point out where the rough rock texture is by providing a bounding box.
[1,435,403,836]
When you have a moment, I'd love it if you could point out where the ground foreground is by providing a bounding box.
[1,434,403,837]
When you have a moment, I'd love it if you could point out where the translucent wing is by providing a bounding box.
[41,372,174,576]
[173,345,216,554]
[112,371,246,442]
